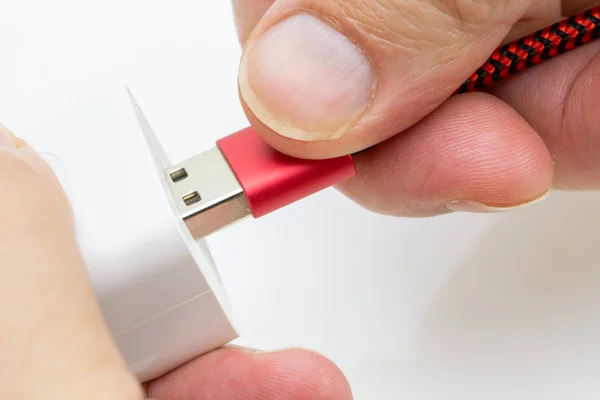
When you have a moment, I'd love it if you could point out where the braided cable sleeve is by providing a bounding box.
[456,6,600,94]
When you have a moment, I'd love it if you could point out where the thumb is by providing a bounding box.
[237,0,533,159]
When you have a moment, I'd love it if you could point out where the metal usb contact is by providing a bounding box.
[167,147,252,239]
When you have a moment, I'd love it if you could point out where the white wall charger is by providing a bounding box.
[24,88,239,382]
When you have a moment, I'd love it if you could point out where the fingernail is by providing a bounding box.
[239,13,375,141]
[446,190,550,213]
[226,344,264,353]
[15,138,28,149]
[0,123,16,147]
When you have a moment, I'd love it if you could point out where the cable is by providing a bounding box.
[457,5,600,93]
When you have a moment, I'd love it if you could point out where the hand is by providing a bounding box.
[0,124,352,400]
[232,0,599,216]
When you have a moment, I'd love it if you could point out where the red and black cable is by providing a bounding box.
[457,5,600,94]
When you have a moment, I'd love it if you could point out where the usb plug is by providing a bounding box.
[167,127,355,239]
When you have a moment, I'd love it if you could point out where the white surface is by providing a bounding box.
[2,2,600,399]
[25,89,238,382]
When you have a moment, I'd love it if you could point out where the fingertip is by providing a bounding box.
[0,122,17,148]
[490,39,600,190]
[147,347,353,400]
[338,93,554,216]
[256,348,353,399]
[240,95,363,160]
[0,123,39,154]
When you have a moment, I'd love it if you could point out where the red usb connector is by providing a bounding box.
[167,127,355,238]
[216,127,355,218]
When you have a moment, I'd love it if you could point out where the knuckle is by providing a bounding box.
[333,0,455,53]
[329,0,527,54]
[440,0,528,26]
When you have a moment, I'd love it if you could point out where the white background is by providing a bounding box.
[3,1,600,399]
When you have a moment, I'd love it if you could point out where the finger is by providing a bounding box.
[236,0,535,159]
[336,93,552,216]
[0,125,142,399]
[491,36,600,189]
[562,0,596,15]
[504,0,561,42]
[232,0,274,45]
[147,348,352,400]
[231,0,561,55]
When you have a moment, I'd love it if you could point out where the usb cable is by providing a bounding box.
[167,6,600,239]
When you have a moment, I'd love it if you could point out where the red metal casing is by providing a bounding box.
[216,126,355,218]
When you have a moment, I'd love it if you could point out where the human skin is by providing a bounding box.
[3,0,600,398]
[233,0,600,216]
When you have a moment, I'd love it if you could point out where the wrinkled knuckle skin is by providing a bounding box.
[431,0,529,27]
[339,0,526,39]
[323,0,527,66]
[330,0,457,54]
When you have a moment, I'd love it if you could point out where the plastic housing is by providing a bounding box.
[23,88,238,382]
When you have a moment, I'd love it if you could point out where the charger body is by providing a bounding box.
[24,88,238,382]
